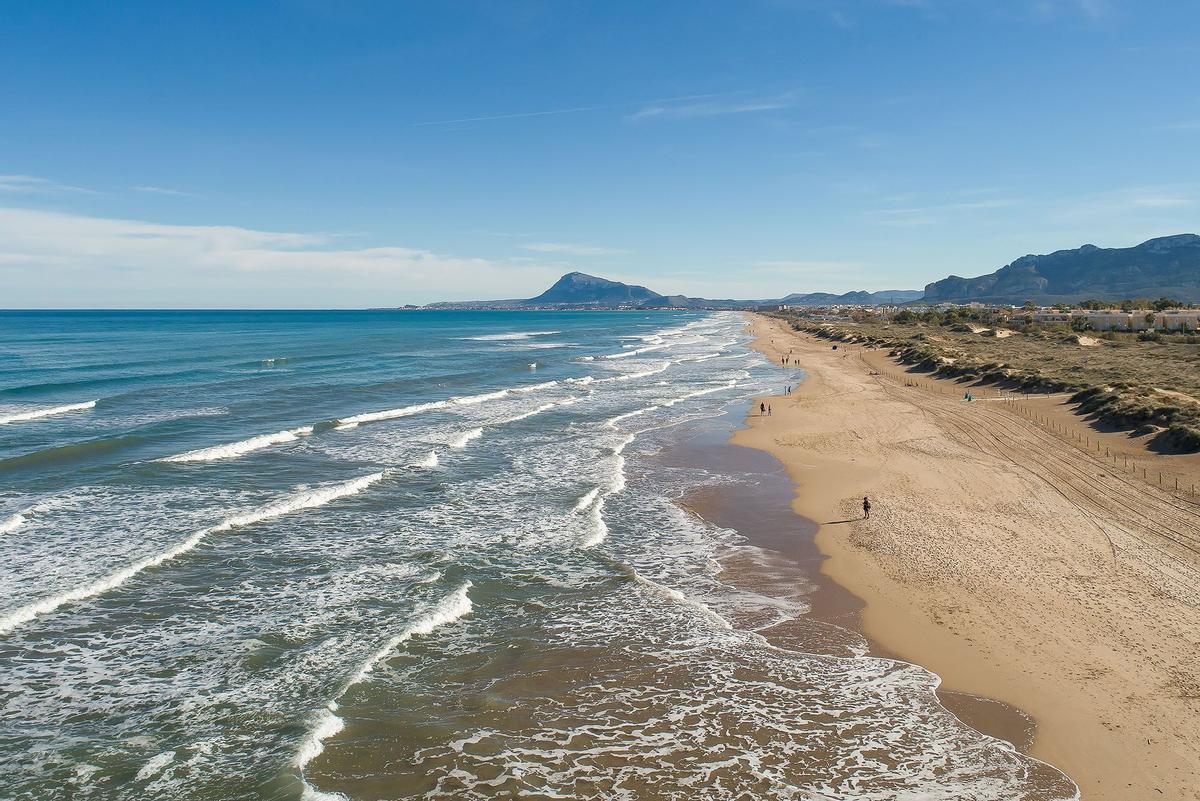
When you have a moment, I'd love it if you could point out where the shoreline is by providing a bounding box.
[673,395,1040,753]
[732,312,1200,800]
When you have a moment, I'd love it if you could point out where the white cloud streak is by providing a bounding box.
[628,93,796,122]
[0,207,564,308]
[0,174,97,195]
[132,185,195,196]
[520,241,623,256]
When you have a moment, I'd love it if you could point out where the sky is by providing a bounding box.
[2,0,1199,308]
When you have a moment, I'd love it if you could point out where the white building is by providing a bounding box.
[1157,310,1200,331]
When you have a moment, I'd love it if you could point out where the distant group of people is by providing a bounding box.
[963,391,974,402]
[767,339,873,522]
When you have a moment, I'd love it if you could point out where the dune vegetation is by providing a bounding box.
[772,313,1200,451]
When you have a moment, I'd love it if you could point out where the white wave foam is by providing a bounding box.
[0,473,385,636]
[514,380,558,393]
[581,498,608,548]
[0,513,26,535]
[335,384,541,429]
[411,451,439,469]
[599,344,669,359]
[610,455,628,496]
[212,473,386,532]
[572,487,601,512]
[463,331,560,341]
[295,582,473,782]
[348,562,424,581]
[295,707,346,772]
[454,389,508,406]
[336,399,450,428]
[605,406,659,429]
[661,380,738,408]
[134,751,176,782]
[631,570,732,630]
[500,402,557,424]
[448,428,483,449]
[300,786,348,801]
[0,400,96,425]
[157,426,313,463]
[581,435,635,548]
[591,362,670,385]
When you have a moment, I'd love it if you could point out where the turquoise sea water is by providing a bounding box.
[0,310,1074,800]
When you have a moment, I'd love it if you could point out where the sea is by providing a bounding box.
[0,310,1077,800]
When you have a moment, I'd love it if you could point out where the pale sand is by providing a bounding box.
[733,312,1200,801]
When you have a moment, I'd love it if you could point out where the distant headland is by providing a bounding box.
[401,234,1200,310]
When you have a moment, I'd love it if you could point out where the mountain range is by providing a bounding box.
[423,272,922,310]
[923,234,1200,303]
[420,234,1200,309]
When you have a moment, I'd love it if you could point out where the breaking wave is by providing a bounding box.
[0,513,27,535]
[0,473,386,636]
[448,429,483,449]
[335,381,561,430]
[463,331,560,341]
[295,582,474,793]
[411,451,439,469]
[0,400,97,425]
[157,427,314,463]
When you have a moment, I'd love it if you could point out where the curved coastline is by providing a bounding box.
[733,311,1200,801]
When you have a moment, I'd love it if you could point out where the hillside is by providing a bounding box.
[924,234,1200,303]
[781,289,924,306]
[525,272,664,306]
[421,272,924,309]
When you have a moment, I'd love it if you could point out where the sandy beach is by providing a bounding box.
[734,312,1200,800]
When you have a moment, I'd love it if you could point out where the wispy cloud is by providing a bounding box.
[0,207,565,307]
[872,196,1018,226]
[1127,194,1193,208]
[412,105,601,127]
[1053,185,1197,221]
[520,241,623,256]
[628,92,797,122]
[411,92,727,128]
[0,174,97,195]
[132,185,195,197]
[1028,0,1114,22]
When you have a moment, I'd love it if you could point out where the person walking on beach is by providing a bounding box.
[862,496,871,519]
[760,402,766,416]
[768,404,772,416]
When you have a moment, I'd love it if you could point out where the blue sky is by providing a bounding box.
[2,0,1198,307]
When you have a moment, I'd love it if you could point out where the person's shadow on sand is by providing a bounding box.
[824,517,865,524]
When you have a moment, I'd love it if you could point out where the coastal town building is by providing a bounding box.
[1031,310,1071,324]
[1158,309,1200,331]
